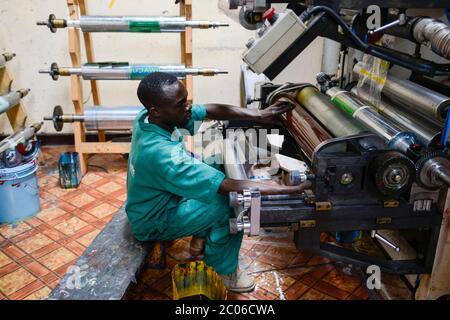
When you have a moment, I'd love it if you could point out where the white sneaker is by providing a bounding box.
[189,236,205,257]
[220,271,255,293]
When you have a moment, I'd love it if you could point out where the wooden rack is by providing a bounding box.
[66,0,193,175]
[0,59,28,133]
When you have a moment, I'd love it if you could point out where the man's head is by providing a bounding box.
[137,72,192,129]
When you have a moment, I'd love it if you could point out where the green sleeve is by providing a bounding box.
[148,141,226,203]
[182,104,206,135]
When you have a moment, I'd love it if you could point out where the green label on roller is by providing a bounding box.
[130,65,161,80]
[129,20,161,32]
[331,96,356,117]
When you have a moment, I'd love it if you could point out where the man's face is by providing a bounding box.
[154,81,192,128]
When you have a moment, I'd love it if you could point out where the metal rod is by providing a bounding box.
[223,138,248,180]
[371,230,401,252]
[0,123,42,154]
[354,62,450,121]
[413,17,450,60]
[326,87,418,154]
[296,86,365,138]
[39,62,227,80]
[43,105,144,131]
[37,15,228,33]
[0,89,30,115]
[351,86,441,147]
[0,52,15,69]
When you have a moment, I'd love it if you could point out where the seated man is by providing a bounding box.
[126,72,311,293]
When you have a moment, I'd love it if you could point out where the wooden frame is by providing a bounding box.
[66,0,193,175]
[0,63,28,132]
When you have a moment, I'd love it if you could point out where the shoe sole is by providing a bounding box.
[226,282,256,293]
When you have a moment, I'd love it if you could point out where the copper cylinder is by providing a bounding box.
[274,94,332,161]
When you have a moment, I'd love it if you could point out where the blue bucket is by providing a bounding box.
[0,159,41,224]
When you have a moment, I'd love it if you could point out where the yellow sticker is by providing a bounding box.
[108,0,116,9]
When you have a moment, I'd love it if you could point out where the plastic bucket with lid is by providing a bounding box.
[0,159,40,224]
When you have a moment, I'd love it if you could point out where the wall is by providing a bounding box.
[0,0,323,135]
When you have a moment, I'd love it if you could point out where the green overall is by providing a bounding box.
[126,105,243,275]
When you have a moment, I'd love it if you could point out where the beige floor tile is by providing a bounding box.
[16,233,54,254]
[37,247,77,271]
[0,268,36,296]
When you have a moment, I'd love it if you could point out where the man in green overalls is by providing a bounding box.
[126,73,311,293]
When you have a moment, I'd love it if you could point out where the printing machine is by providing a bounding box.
[223,0,450,299]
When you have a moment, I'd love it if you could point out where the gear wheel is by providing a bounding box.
[415,151,450,190]
[370,151,415,196]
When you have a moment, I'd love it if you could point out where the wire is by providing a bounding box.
[439,109,450,150]
[247,261,336,275]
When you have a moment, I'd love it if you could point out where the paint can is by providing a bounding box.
[0,158,40,224]
[58,152,82,188]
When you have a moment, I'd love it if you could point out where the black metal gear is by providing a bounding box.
[370,151,415,196]
[415,151,450,190]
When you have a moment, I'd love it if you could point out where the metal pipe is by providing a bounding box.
[39,62,227,80]
[37,15,228,33]
[43,105,144,131]
[223,138,248,180]
[351,86,441,147]
[413,17,450,60]
[0,123,42,154]
[0,52,15,69]
[326,87,418,154]
[296,86,365,137]
[0,89,30,115]
[354,62,450,121]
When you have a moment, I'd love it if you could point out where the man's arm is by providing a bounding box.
[204,100,295,125]
[218,178,312,195]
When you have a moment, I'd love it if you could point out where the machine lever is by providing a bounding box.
[371,230,401,252]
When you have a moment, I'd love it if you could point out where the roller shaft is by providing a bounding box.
[39,63,227,80]
[0,89,30,115]
[0,52,15,69]
[354,62,450,121]
[413,17,450,60]
[296,86,365,137]
[44,106,144,131]
[38,15,228,33]
[351,86,441,147]
[326,87,418,154]
[0,123,42,154]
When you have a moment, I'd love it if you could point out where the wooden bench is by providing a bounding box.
[48,206,166,300]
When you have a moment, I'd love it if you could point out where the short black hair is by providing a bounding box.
[137,72,179,111]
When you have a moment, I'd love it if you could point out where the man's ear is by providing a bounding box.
[149,107,160,118]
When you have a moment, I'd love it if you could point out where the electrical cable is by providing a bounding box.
[439,110,450,150]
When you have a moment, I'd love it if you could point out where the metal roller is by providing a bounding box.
[296,86,366,137]
[0,89,30,115]
[272,93,333,161]
[295,86,415,195]
[39,62,227,81]
[44,105,144,132]
[354,62,450,121]
[412,17,450,60]
[326,87,419,154]
[351,86,441,147]
[223,138,248,180]
[0,52,15,69]
[37,14,228,33]
[0,123,42,154]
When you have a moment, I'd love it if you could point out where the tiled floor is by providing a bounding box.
[0,146,126,300]
[0,145,409,300]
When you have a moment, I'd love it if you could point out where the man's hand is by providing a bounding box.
[258,99,296,125]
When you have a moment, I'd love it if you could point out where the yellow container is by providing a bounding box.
[172,260,227,300]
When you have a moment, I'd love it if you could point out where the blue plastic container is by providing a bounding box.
[0,159,40,224]
[58,152,82,189]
